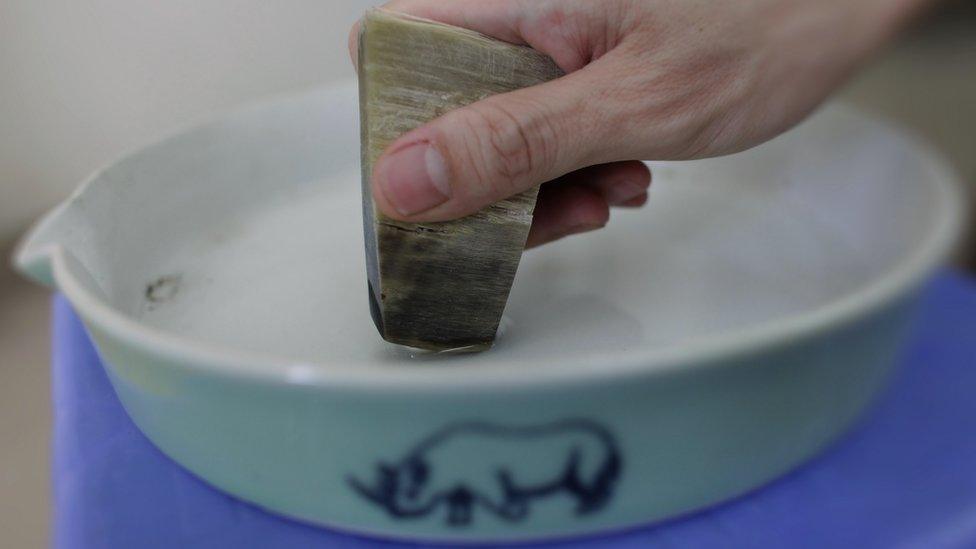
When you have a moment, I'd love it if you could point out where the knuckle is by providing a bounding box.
[466,99,560,193]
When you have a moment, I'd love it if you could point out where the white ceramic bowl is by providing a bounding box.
[14,81,963,543]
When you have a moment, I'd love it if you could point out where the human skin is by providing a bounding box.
[349,0,937,247]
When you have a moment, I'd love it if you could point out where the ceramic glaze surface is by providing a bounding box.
[134,154,926,368]
[14,81,963,542]
[22,83,949,371]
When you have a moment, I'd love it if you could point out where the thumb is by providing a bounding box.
[371,65,621,222]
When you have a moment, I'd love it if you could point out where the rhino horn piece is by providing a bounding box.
[358,9,563,353]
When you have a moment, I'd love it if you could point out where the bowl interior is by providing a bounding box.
[50,82,953,372]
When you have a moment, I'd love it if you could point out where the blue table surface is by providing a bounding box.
[53,271,976,549]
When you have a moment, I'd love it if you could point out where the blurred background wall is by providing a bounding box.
[0,1,973,547]
[0,0,376,245]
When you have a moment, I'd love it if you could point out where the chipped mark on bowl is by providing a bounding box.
[145,274,182,307]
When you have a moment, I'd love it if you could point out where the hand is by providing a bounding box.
[350,0,931,247]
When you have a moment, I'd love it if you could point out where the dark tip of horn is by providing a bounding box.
[367,279,384,335]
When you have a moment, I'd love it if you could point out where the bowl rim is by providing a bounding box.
[15,82,968,392]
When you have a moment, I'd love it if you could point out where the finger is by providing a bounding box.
[523,161,649,248]
[556,161,651,206]
[525,184,609,249]
[371,59,627,222]
[349,1,597,74]
[348,20,361,68]
[617,192,649,208]
[380,0,602,72]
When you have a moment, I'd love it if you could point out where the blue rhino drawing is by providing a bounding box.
[347,419,621,526]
